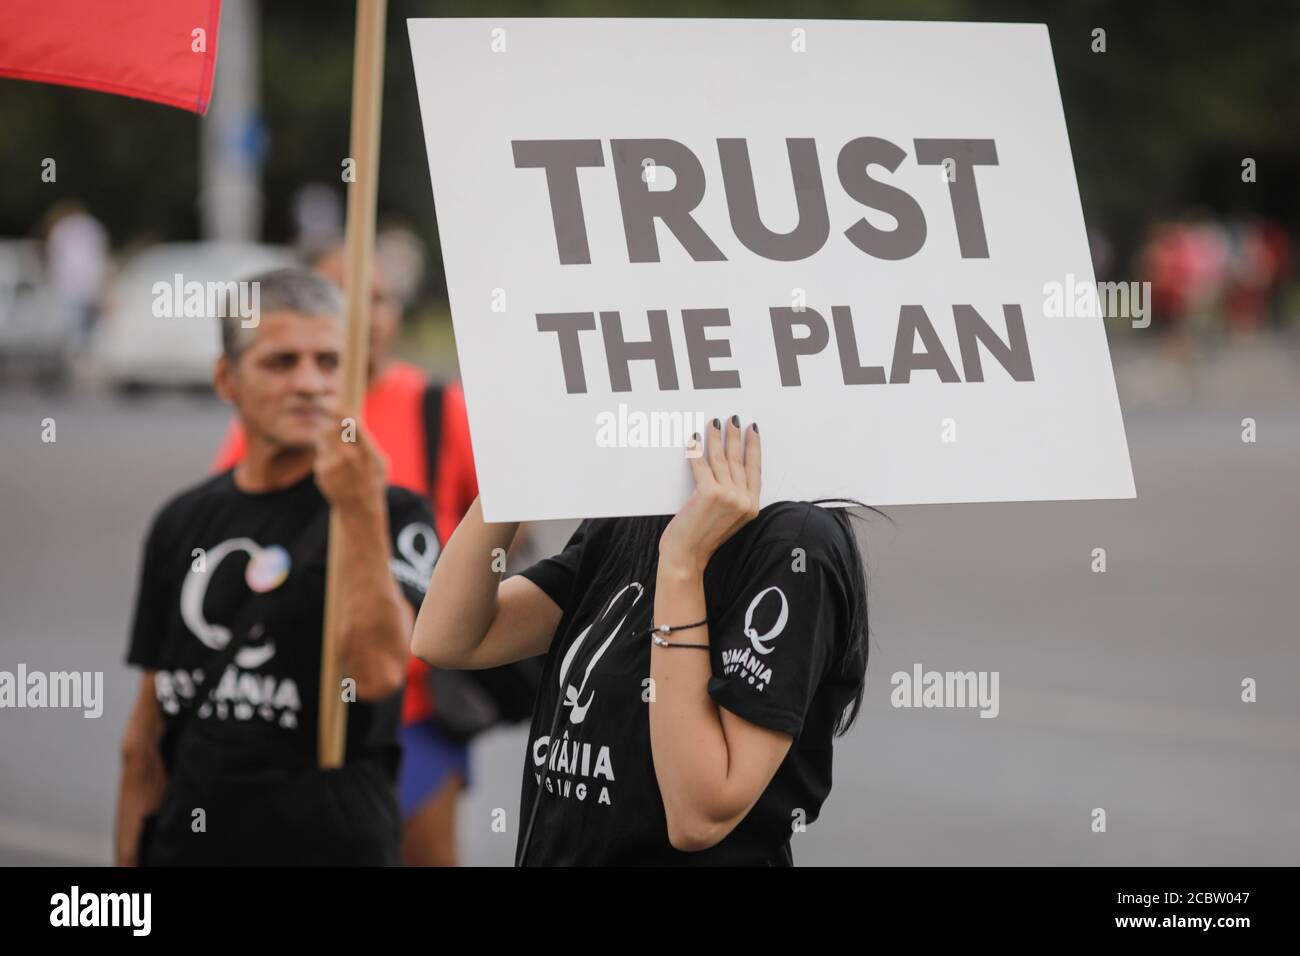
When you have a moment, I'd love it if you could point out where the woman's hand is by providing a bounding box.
[658,415,761,577]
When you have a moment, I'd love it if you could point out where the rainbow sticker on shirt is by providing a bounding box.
[245,545,291,593]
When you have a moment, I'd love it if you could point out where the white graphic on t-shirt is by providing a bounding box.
[154,664,302,729]
[179,538,282,669]
[744,586,789,655]
[390,521,439,594]
[556,581,644,725]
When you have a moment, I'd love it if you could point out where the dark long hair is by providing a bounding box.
[586,499,879,738]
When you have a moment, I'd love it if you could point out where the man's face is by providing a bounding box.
[215,310,341,452]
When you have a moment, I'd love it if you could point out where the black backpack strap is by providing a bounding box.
[421,381,445,497]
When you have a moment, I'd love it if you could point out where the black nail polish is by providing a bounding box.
[712,418,720,430]
[752,422,759,433]
[731,414,740,427]
[692,432,700,442]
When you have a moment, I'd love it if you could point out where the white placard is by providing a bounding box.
[409,18,1135,521]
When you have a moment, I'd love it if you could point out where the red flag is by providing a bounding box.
[0,0,222,114]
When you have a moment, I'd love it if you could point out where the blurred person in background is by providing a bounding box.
[1139,211,1295,339]
[375,220,428,310]
[290,183,345,263]
[115,268,435,865]
[1223,215,1294,334]
[38,199,109,351]
[210,242,520,867]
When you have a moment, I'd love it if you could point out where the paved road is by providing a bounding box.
[1,386,1297,865]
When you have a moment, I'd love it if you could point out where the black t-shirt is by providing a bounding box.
[126,470,438,865]
[514,501,861,866]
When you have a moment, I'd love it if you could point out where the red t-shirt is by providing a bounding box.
[210,360,478,724]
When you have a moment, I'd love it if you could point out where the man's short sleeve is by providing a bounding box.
[513,521,588,614]
[126,518,171,670]
[387,489,441,609]
[707,545,843,739]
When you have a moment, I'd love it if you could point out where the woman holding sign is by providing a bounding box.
[412,416,869,865]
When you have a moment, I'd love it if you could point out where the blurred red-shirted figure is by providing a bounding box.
[211,244,478,866]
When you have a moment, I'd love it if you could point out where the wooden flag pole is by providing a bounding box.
[319,0,387,768]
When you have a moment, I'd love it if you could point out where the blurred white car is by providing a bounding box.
[0,239,68,386]
[94,241,295,389]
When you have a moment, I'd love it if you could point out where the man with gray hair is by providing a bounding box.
[115,267,439,865]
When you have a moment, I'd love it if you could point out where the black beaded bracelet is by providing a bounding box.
[647,619,710,649]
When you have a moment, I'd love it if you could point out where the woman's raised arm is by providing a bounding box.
[411,496,563,670]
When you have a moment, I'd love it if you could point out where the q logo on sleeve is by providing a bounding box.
[390,522,440,594]
[743,586,789,656]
